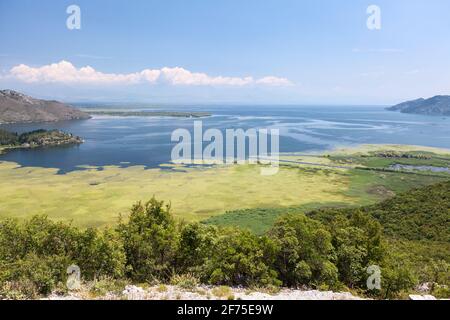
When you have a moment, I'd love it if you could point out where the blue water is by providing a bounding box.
[1,105,450,172]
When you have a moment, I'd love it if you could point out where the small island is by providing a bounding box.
[0,128,83,152]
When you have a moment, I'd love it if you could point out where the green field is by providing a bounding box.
[0,144,449,228]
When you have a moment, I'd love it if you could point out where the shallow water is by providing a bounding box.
[1,105,450,172]
[390,164,450,173]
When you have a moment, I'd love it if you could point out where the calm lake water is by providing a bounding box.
[1,105,450,173]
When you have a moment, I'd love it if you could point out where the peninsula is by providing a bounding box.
[0,128,83,151]
[387,95,450,116]
[0,90,91,124]
[86,110,211,118]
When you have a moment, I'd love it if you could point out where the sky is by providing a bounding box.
[0,0,449,105]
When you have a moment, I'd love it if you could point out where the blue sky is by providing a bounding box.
[0,0,449,104]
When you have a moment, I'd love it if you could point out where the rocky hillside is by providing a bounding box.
[0,90,90,124]
[387,95,450,116]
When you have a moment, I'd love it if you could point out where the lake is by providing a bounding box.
[1,105,450,173]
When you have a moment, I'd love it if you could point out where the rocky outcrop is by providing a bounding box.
[0,90,90,124]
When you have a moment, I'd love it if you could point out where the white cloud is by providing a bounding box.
[10,61,142,84]
[8,61,293,87]
[158,67,254,86]
[256,76,293,86]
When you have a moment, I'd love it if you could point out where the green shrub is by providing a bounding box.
[0,180,448,300]
[0,216,126,298]
[176,223,218,274]
[0,129,18,146]
[118,197,178,282]
[269,214,338,288]
[0,253,63,298]
[75,228,126,280]
[156,284,168,292]
[310,210,385,289]
[380,252,417,299]
[433,285,450,299]
[203,228,280,287]
[211,286,232,298]
[0,280,38,300]
[170,273,200,290]
[89,277,127,297]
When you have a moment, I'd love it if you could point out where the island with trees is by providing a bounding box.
[0,128,83,152]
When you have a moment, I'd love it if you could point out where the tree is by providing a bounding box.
[176,223,217,274]
[269,214,338,288]
[118,197,178,282]
[381,252,417,299]
[75,228,126,280]
[327,211,385,288]
[0,129,18,146]
[202,228,280,287]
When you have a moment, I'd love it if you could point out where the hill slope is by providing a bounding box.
[387,96,450,116]
[366,181,450,242]
[306,181,450,242]
[0,89,90,124]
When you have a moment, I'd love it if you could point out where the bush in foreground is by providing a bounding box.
[1,194,446,299]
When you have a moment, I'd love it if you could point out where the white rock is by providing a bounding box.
[122,285,146,300]
[409,294,437,300]
[415,282,431,293]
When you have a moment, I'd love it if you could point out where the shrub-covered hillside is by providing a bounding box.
[368,181,450,242]
[0,182,448,300]
[306,181,449,243]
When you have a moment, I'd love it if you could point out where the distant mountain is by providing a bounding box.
[0,90,91,124]
[387,95,450,116]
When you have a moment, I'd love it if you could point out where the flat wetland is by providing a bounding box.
[1,144,449,229]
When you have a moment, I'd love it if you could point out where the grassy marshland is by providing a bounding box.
[0,144,449,229]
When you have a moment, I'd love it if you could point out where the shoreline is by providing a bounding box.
[1,143,449,227]
[2,142,450,173]
[83,110,212,118]
[0,116,91,125]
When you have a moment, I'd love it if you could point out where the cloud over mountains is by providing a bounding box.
[7,61,292,87]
